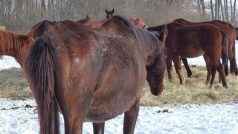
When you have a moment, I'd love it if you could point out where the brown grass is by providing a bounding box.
[140,66,238,106]
[0,67,237,106]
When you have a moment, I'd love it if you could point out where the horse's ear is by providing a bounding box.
[105,9,109,13]
[112,8,115,13]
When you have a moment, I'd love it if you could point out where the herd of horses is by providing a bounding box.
[0,9,237,134]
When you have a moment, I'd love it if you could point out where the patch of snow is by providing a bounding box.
[0,56,20,70]
[0,99,237,134]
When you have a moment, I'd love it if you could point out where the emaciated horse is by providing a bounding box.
[24,16,166,134]
[147,22,228,88]
[175,18,238,76]
[30,16,152,134]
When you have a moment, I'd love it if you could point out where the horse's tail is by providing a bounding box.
[25,35,59,134]
[221,30,228,75]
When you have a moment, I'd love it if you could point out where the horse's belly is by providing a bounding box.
[173,47,204,58]
[85,88,139,123]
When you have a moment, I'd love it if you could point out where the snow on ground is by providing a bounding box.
[0,56,20,70]
[0,99,237,134]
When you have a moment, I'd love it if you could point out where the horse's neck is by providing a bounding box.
[136,31,159,64]
[0,32,29,66]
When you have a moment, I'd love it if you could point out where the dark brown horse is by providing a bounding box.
[24,16,166,134]
[147,22,228,88]
[175,18,238,76]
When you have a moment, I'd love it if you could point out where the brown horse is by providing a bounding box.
[147,22,228,88]
[0,30,34,66]
[29,17,150,134]
[175,18,238,76]
[24,16,166,134]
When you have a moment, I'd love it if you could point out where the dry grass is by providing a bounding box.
[0,68,32,99]
[0,67,237,106]
[141,66,238,106]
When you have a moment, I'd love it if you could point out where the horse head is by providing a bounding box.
[105,9,114,18]
[146,45,166,96]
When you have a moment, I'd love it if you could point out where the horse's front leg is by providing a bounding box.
[123,100,140,134]
[93,123,105,134]
[173,56,184,84]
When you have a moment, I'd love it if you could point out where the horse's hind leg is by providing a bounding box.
[173,56,184,84]
[181,58,192,77]
[166,54,173,82]
[209,65,217,88]
[217,63,228,88]
[123,100,140,134]
[93,123,105,134]
[203,55,211,85]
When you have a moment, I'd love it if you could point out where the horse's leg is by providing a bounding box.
[63,114,83,134]
[181,57,192,77]
[123,100,139,134]
[61,95,91,134]
[93,123,105,134]
[217,63,228,88]
[209,65,217,88]
[173,56,184,84]
[166,53,173,82]
[203,55,211,85]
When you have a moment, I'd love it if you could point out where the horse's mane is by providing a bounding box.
[0,30,28,53]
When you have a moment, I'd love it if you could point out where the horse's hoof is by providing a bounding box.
[187,73,192,78]
[223,85,228,89]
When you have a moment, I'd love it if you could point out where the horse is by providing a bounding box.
[147,22,228,88]
[24,16,166,134]
[0,30,34,66]
[174,18,238,76]
[29,17,149,134]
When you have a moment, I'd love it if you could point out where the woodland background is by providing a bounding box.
[0,0,237,33]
